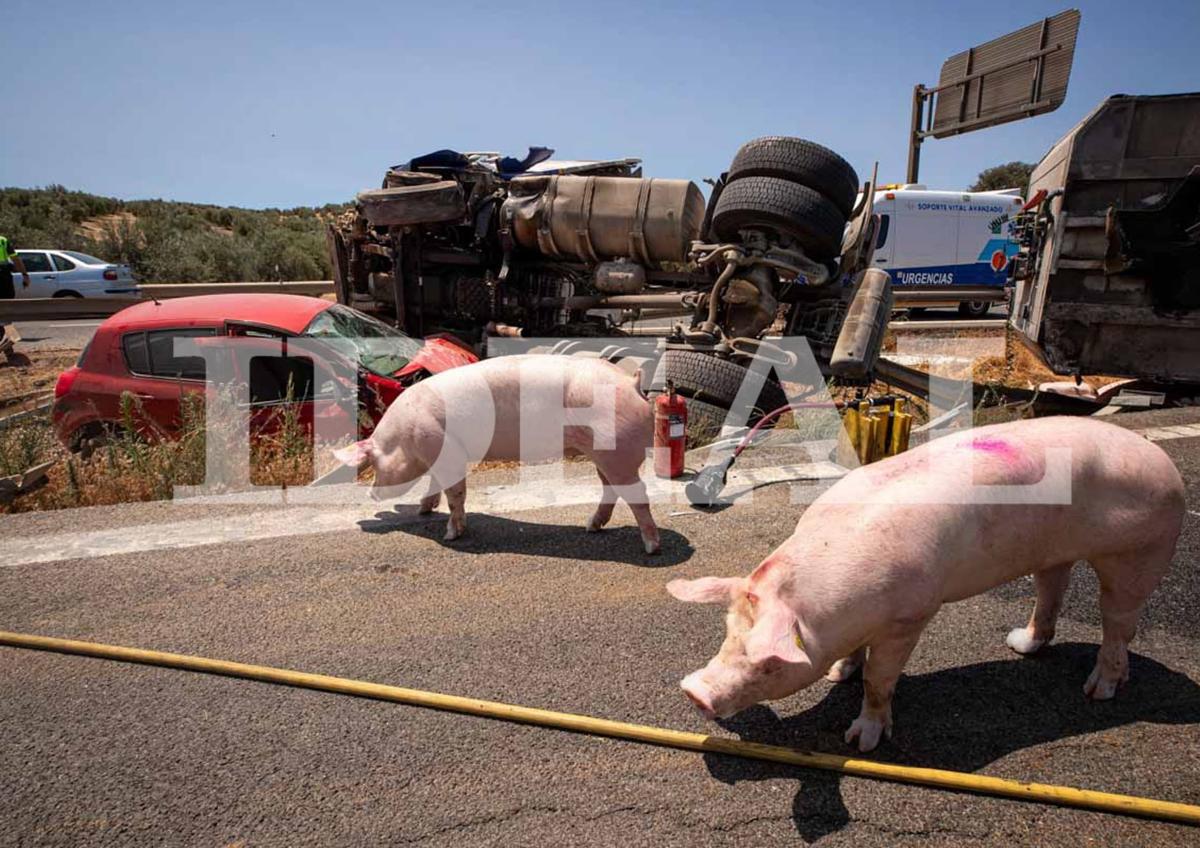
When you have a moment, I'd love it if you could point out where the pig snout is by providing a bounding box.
[681,673,718,720]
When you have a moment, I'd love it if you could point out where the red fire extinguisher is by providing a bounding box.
[654,380,688,478]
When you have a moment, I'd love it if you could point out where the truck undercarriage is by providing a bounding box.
[327,137,891,438]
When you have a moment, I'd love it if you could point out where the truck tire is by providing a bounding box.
[661,349,788,414]
[710,177,845,260]
[727,137,860,219]
[958,300,991,318]
[684,397,731,448]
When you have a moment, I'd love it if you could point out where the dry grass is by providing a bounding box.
[0,392,319,514]
[972,331,1124,391]
[885,327,1122,392]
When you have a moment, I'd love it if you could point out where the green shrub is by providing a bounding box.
[0,186,348,283]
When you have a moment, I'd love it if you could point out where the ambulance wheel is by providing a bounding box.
[959,301,991,318]
[710,177,845,260]
[659,350,788,416]
[726,137,860,218]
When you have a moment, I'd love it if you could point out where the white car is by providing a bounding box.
[13,249,140,299]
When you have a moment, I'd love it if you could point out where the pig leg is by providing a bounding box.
[587,469,618,533]
[594,459,660,555]
[621,476,660,555]
[844,619,928,752]
[826,646,867,683]
[1006,562,1073,655]
[1082,549,1169,700]
[442,478,468,542]
[419,482,442,515]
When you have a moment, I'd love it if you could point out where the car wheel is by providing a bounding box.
[659,350,788,414]
[52,290,83,298]
[959,301,991,318]
[726,137,860,218]
[710,177,845,260]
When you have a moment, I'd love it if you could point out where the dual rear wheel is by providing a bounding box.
[709,137,859,262]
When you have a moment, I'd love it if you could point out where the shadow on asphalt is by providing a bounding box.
[357,508,693,566]
[704,644,1200,841]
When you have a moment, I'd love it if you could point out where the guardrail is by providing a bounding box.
[888,319,1007,332]
[1,281,336,322]
[892,288,1008,306]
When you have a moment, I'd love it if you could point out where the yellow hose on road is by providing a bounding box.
[2,629,1197,826]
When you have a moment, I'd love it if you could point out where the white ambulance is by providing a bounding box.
[865,185,1025,317]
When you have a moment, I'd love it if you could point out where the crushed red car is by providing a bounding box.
[52,294,477,448]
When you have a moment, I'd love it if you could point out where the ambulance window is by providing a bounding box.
[875,214,890,249]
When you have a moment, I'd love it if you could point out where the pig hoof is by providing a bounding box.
[1005,627,1048,655]
[444,524,465,542]
[586,518,605,533]
[643,538,661,555]
[826,658,862,683]
[844,716,889,753]
[1083,668,1121,700]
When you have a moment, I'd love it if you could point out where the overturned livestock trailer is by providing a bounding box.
[1009,93,1200,382]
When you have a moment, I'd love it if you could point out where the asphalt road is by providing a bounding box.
[9,319,101,352]
[1,409,1199,846]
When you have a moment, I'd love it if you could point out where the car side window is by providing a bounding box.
[122,333,151,374]
[18,252,53,273]
[122,328,216,380]
[875,214,891,250]
[249,356,316,405]
[52,255,77,271]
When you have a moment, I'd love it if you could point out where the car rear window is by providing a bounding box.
[52,254,77,271]
[122,328,217,380]
[62,251,107,265]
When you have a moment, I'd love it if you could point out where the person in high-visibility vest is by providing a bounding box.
[0,235,31,361]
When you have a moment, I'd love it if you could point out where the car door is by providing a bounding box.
[14,251,56,298]
[50,253,86,295]
[118,327,216,437]
[197,334,357,444]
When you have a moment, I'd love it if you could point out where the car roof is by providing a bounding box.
[102,294,332,335]
[18,248,98,259]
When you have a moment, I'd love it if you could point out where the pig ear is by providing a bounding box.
[333,438,375,467]
[745,607,809,666]
[666,576,742,604]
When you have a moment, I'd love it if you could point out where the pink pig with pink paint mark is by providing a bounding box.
[669,416,1185,752]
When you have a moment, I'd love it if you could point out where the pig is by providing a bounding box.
[667,416,1185,752]
[335,354,660,553]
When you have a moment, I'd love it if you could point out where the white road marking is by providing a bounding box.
[1138,423,1200,442]
[2,418,1195,569]
[42,322,101,329]
[0,462,847,568]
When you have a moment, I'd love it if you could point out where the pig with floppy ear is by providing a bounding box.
[667,576,819,720]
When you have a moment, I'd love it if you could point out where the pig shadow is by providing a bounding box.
[357,508,693,567]
[703,645,1200,842]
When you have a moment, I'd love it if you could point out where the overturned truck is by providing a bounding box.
[1009,93,1200,383]
[327,138,890,429]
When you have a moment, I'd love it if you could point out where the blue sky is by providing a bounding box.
[3,0,1197,208]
